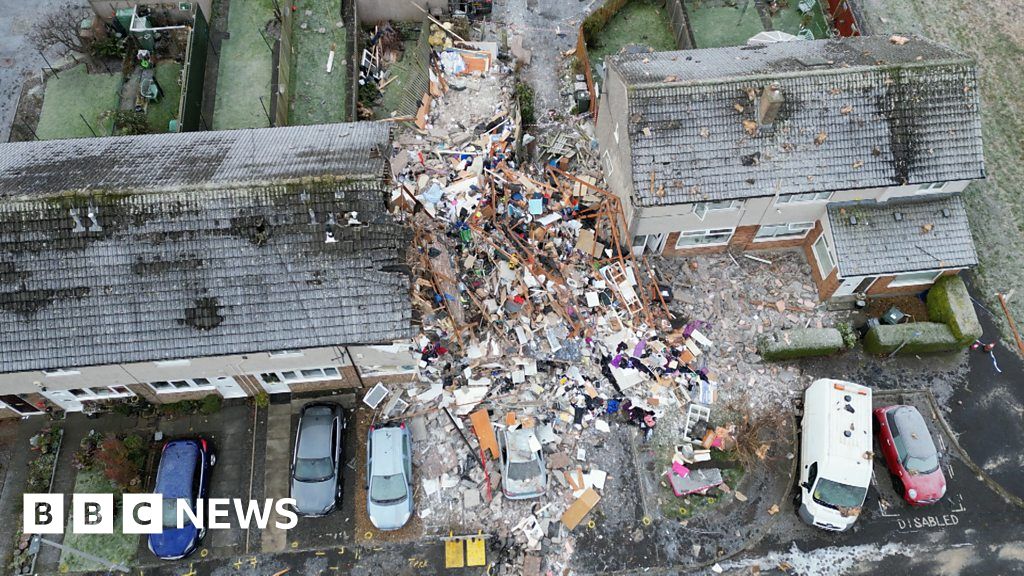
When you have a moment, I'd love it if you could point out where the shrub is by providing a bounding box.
[926,275,982,346]
[836,322,859,349]
[253,392,270,409]
[96,433,149,492]
[200,394,222,415]
[863,322,959,355]
[757,328,844,361]
[515,81,536,127]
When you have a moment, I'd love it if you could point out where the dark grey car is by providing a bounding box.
[291,402,345,517]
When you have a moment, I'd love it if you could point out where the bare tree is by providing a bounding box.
[29,2,94,57]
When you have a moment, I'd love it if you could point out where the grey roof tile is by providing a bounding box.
[827,194,977,277]
[607,36,985,207]
[0,124,412,373]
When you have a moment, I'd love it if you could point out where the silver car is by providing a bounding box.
[366,424,413,530]
[290,403,344,517]
[497,427,547,499]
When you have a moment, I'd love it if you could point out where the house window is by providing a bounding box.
[257,366,341,387]
[754,222,814,241]
[917,182,945,193]
[67,387,134,399]
[888,271,942,287]
[776,192,832,205]
[812,235,835,277]
[148,378,217,393]
[694,200,742,221]
[632,235,649,248]
[674,228,735,249]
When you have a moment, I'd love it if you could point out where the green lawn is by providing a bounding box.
[147,61,184,133]
[376,31,428,119]
[59,469,138,572]
[686,0,765,48]
[288,0,348,125]
[588,0,678,66]
[213,0,275,129]
[770,0,831,39]
[36,64,121,140]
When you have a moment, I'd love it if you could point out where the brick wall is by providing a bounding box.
[661,224,816,256]
[0,407,21,420]
[803,222,840,300]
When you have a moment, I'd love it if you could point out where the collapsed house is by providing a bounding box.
[597,34,984,300]
[0,122,415,417]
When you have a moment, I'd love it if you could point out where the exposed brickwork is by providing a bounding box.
[803,222,840,300]
[288,378,356,395]
[662,223,815,256]
[866,269,960,297]
[0,407,19,420]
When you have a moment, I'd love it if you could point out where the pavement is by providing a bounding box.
[0,0,65,141]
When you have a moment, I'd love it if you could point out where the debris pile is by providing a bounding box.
[364,48,753,574]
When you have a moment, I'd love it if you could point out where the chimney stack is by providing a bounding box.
[758,84,784,125]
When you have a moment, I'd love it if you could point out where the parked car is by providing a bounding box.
[497,427,547,499]
[797,379,872,531]
[148,439,213,560]
[874,404,947,505]
[366,424,413,531]
[291,402,345,517]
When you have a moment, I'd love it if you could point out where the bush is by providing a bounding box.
[757,328,844,361]
[96,433,149,493]
[926,275,982,346]
[515,81,536,127]
[836,322,859,349]
[200,394,222,415]
[581,0,631,41]
[253,392,270,409]
[863,322,959,355]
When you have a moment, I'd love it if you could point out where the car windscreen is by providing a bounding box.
[904,453,939,475]
[812,478,867,510]
[370,473,407,504]
[294,457,335,482]
[162,498,192,528]
[507,459,542,481]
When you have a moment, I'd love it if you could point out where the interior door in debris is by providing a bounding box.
[631,233,665,257]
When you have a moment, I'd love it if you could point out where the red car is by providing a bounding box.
[874,405,946,505]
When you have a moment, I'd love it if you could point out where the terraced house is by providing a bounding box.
[0,123,416,418]
[598,34,984,300]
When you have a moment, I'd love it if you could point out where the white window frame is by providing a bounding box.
[753,221,815,242]
[674,227,735,249]
[43,368,81,377]
[257,366,342,386]
[154,359,191,367]
[888,271,942,287]
[67,386,135,400]
[693,199,742,221]
[148,378,218,394]
[775,191,832,205]
[812,235,835,277]
[268,350,305,358]
[917,182,945,193]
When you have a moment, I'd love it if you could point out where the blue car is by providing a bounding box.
[148,439,213,560]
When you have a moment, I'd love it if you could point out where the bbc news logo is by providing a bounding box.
[24,494,299,534]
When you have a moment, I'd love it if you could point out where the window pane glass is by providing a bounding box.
[151,381,170,389]
[324,367,339,377]
[301,369,322,378]
[261,373,280,383]
[282,371,298,380]
[813,236,834,273]
[193,378,210,386]
[70,389,87,397]
[171,380,191,389]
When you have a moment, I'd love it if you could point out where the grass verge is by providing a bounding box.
[37,64,120,140]
[213,0,275,129]
[59,469,138,572]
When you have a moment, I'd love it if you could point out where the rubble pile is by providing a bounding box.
[368,45,742,575]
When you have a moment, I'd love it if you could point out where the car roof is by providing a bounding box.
[298,406,335,458]
[369,427,405,476]
[155,440,200,498]
[891,406,937,459]
[504,428,538,463]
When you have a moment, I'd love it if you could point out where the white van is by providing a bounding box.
[798,378,873,531]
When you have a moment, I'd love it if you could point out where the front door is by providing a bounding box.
[211,376,248,399]
[833,276,867,298]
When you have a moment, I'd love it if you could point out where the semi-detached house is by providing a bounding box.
[0,122,416,418]
[597,35,984,300]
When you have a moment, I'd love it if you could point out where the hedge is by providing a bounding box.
[863,322,959,355]
[757,328,844,361]
[926,275,982,346]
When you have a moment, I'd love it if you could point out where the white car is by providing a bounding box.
[366,424,413,530]
[497,427,547,499]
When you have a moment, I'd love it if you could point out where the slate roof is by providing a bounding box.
[607,35,985,207]
[826,194,977,277]
[0,124,413,374]
[0,122,390,198]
